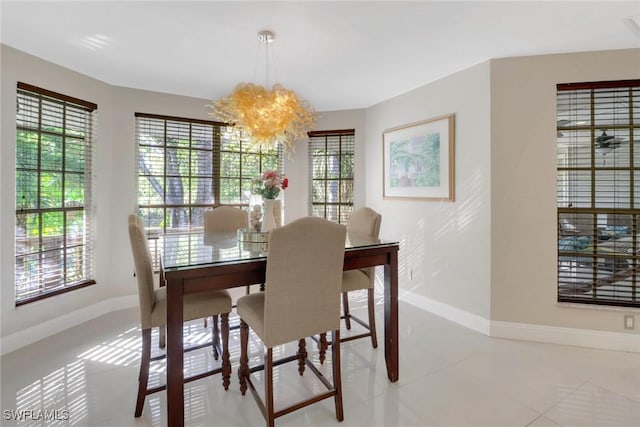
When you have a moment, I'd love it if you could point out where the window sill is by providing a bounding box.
[557,301,640,313]
[15,280,97,307]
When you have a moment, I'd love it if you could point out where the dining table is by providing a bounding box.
[160,228,400,427]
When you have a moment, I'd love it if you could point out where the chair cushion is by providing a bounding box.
[342,269,371,292]
[236,293,266,341]
[150,287,232,328]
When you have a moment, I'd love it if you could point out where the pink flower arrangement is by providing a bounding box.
[254,170,288,199]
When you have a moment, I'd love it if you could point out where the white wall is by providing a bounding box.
[490,48,640,334]
[0,45,368,353]
[1,45,231,350]
[362,49,640,347]
[1,45,115,347]
[3,43,640,354]
[365,62,493,322]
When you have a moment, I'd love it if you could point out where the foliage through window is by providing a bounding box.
[15,83,97,305]
[557,80,640,307]
[309,130,354,223]
[135,113,280,233]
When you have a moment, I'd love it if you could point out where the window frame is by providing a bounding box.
[15,82,97,306]
[308,129,355,224]
[135,113,281,233]
[556,79,640,308]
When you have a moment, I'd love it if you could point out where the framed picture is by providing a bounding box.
[383,113,455,201]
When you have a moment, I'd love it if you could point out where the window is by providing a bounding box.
[218,127,281,207]
[15,83,97,305]
[309,130,355,223]
[135,113,280,233]
[557,80,640,307]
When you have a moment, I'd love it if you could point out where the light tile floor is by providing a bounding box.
[1,296,639,426]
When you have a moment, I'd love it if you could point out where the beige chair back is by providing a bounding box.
[263,217,346,347]
[347,207,381,288]
[128,214,155,329]
[204,206,248,232]
[347,207,381,237]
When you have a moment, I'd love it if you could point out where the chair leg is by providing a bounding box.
[342,292,351,330]
[266,348,275,427]
[221,313,231,390]
[318,333,328,365]
[212,314,220,360]
[296,338,307,376]
[367,288,378,349]
[158,325,166,349]
[332,329,344,422]
[135,328,151,417]
[239,319,249,396]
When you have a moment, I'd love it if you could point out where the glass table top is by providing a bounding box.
[161,229,398,271]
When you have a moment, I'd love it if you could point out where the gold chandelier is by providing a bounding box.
[210,31,316,153]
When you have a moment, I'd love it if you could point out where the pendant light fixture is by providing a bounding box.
[209,31,316,154]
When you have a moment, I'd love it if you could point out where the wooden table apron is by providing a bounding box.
[163,244,399,427]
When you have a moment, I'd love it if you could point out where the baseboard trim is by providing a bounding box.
[399,290,491,335]
[490,320,640,353]
[4,291,639,355]
[400,291,640,353]
[0,295,138,356]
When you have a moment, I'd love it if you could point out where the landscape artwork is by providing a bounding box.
[389,133,440,188]
[383,114,455,201]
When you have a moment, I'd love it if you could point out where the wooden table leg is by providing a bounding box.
[166,278,184,426]
[384,248,399,382]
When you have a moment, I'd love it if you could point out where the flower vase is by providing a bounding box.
[248,194,263,231]
[261,199,277,232]
[273,199,282,227]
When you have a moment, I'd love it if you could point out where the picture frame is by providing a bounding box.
[383,113,455,201]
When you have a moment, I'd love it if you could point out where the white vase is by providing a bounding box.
[248,194,263,231]
[272,199,282,227]
[261,199,277,232]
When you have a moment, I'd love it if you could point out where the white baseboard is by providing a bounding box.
[400,290,491,335]
[400,291,640,353]
[490,320,640,353]
[0,295,138,356]
[4,291,639,355]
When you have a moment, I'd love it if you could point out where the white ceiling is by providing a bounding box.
[1,1,639,111]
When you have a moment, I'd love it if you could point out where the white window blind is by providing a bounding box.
[309,130,355,224]
[557,80,640,307]
[15,82,97,305]
[135,113,281,233]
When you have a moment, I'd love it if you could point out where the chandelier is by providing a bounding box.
[210,31,316,153]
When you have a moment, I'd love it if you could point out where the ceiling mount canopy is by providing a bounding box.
[209,30,316,154]
[257,30,274,44]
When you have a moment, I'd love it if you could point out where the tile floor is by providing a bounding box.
[1,296,639,426]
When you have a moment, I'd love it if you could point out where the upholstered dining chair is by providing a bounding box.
[203,206,252,325]
[128,214,232,417]
[341,207,382,348]
[237,217,347,427]
[204,205,248,232]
